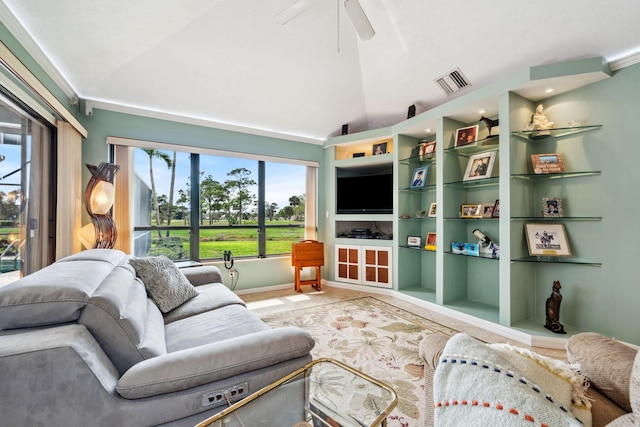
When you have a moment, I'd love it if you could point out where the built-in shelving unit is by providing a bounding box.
[323,57,615,345]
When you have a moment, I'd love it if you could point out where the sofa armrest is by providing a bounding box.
[567,332,637,413]
[117,327,315,399]
[181,266,223,286]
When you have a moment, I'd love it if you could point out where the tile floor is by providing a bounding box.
[240,284,568,361]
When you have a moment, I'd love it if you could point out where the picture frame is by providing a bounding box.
[524,223,572,257]
[372,142,388,155]
[481,203,495,218]
[407,235,422,247]
[455,125,479,148]
[463,150,497,181]
[491,199,500,218]
[531,153,564,174]
[451,242,479,256]
[461,204,482,218]
[419,140,436,161]
[428,202,437,217]
[410,165,429,188]
[542,197,564,218]
[425,232,437,251]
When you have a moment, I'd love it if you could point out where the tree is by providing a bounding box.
[165,151,177,237]
[142,149,172,238]
[225,168,256,225]
[266,202,278,221]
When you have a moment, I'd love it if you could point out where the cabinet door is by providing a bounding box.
[361,246,392,288]
[335,245,361,284]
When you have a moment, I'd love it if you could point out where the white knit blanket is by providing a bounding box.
[433,333,591,427]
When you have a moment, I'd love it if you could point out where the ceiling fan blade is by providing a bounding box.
[343,0,375,41]
[275,0,316,25]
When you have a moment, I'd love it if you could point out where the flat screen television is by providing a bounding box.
[336,165,393,214]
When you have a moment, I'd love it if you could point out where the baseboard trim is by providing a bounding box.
[323,281,569,349]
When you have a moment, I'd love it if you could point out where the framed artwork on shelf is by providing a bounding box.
[461,204,482,218]
[425,232,437,251]
[428,202,437,217]
[407,235,422,247]
[542,197,564,217]
[491,199,500,218]
[524,223,572,257]
[373,141,388,155]
[451,242,479,256]
[531,153,564,174]
[419,140,436,161]
[463,150,497,181]
[481,203,495,218]
[455,125,479,148]
[410,165,429,188]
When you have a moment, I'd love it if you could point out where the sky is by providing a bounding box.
[133,148,306,211]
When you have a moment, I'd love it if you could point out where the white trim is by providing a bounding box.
[0,73,56,125]
[0,41,87,137]
[89,98,324,145]
[106,136,320,168]
[323,281,569,349]
[609,50,640,71]
[0,2,77,100]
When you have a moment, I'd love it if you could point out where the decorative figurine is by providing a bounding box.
[479,116,499,137]
[544,281,566,334]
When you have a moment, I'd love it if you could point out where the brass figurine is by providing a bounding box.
[544,281,566,334]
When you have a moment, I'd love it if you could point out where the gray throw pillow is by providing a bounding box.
[129,256,198,313]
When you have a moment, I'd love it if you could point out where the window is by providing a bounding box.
[131,147,311,261]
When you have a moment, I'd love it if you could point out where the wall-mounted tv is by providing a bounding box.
[336,164,393,214]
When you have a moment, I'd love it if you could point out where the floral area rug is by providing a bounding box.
[260,297,458,427]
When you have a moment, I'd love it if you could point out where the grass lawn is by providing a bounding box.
[150,221,304,258]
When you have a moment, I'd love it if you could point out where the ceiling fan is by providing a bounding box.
[275,0,375,41]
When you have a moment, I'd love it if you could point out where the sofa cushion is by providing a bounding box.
[164,304,270,353]
[567,332,637,413]
[0,249,129,329]
[129,256,198,313]
[163,283,246,324]
[79,262,167,374]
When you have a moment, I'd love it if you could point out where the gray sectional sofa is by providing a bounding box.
[0,249,315,426]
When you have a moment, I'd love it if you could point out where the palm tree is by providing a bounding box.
[142,149,172,238]
[165,151,176,237]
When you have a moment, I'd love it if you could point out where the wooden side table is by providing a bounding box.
[291,240,324,292]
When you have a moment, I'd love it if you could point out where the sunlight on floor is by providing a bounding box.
[246,298,285,310]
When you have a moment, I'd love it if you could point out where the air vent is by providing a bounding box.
[435,68,471,96]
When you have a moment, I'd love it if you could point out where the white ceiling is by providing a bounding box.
[2,0,639,144]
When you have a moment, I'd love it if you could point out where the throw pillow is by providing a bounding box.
[129,256,198,313]
[434,333,588,427]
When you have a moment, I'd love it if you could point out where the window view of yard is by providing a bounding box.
[133,149,307,260]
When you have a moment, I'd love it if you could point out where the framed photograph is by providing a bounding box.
[451,242,479,256]
[455,125,479,148]
[542,197,564,218]
[419,140,436,161]
[531,153,564,174]
[425,232,437,251]
[407,235,422,247]
[372,142,388,155]
[491,199,500,218]
[524,223,572,257]
[481,203,495,218]
[461,204,482,218]
[410,165,429,188]
[428,202,437,217]
[463,151,497,181]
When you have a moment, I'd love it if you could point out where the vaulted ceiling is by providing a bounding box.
[2,0,639,143]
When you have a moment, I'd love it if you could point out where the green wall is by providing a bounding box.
[79,108,325,291]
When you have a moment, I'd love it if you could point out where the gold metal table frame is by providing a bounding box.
[196,358,398,427]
